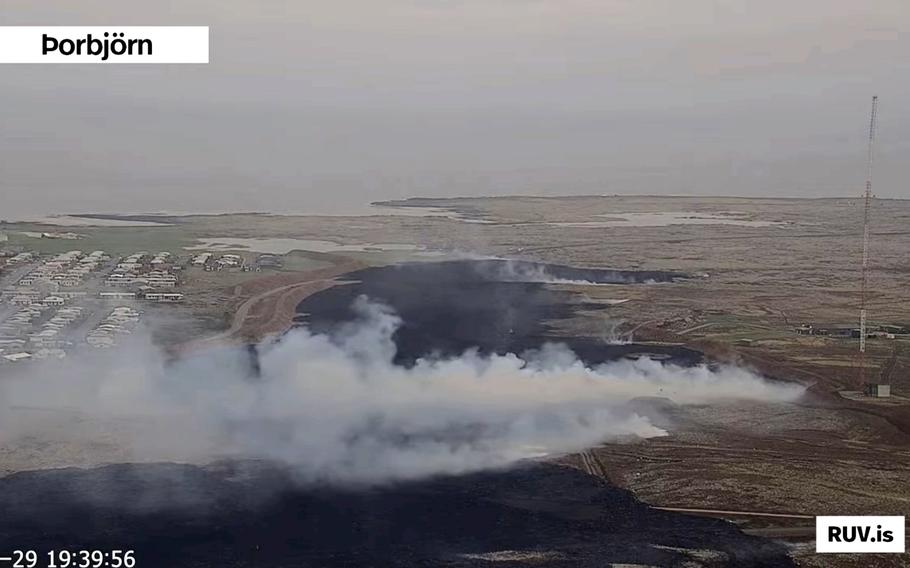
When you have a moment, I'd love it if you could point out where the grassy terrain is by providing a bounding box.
[1,222,196,255]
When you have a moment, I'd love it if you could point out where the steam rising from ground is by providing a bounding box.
[0,298,803,485]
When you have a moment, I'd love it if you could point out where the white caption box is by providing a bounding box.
[0,26,208,63]
[816,516,905,553]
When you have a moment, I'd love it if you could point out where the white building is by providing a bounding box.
[34,348,66,360]
[2,352,32,363]
[144,292,184,303]
[8,253,34,264]
[87,335,115,348]
[100,291,137,300]
[192,252,213,265]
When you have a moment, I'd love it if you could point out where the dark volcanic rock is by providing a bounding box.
[296,260,700,366]
[0,461,793,567]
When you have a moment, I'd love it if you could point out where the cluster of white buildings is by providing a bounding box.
[0,247,193,362]
[191,252,213,266]
[0,304,48,340]
[98,290,184,303]
[0,304,84,362]
[5,289,42,306]
[151,251,172,265]
[190,251,245,271]
[29,306,85,350]
[214,253,243,269]
[105,252,147,286]
[3,251,101,305]
[105,251,179,289]
[86,306,141,348]
[144,292,185,303]
[11,250,109,292]
[6,252,35,264]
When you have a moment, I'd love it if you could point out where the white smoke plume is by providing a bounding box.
[477,259,623,286]
[600,318,633,345]
[0,298,804,485]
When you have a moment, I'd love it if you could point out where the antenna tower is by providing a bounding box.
[859,95,878,386]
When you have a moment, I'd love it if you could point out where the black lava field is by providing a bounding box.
[295,259,700,366]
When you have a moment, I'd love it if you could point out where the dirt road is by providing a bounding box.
[192,262,363,347]
[653,507,814,519]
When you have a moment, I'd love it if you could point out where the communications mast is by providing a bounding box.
[859,96,877,388]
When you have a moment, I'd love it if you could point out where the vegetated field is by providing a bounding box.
[0,222,198,255]
[4,196,910,567]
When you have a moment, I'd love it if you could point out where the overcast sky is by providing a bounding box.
[2,1,909,218]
